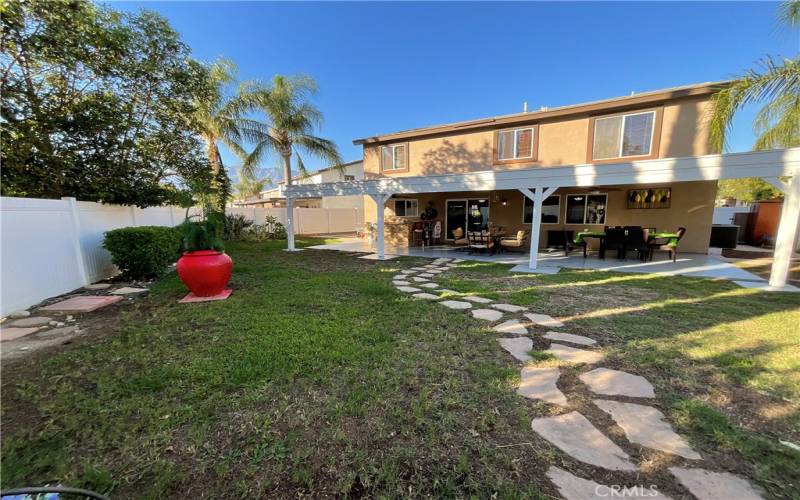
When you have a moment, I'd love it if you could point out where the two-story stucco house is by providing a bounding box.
[284,82,800,288]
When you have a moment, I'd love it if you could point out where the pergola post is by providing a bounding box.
[369,193,392,259]
[519,187,557,269]
[286,195,296,251]
[769,174,800,288]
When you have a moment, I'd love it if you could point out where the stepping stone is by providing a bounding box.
[393,280,411,286]
[425,269,443,274]
[9,316,52,327]
[547,343,603,364]
[547,466,672,500]
[41,295,122,312]
[530,411,636,471]
[544,331,596,346]
[392,274,407,279]
[595,400,701,459]
[7,310,31,318]
[579,368,655,398]
[498,337,533,362]
[420,282,440,289]
[463,296,493,304]
[452,259,464,263]
[491,303,527,313]
[472,308,503,321]
[669,467,764,500]
[493,319,527,336]
[400,270,414,274]
[432,258,451,263]
[84,283,111,290]
[434,267,451,271]
[440,300,472,310]
[410,267,428,271]
[396,286,422,293]
[418,273,435,278]
[523,313,564,328]
[37,325,78,337]
[411,277,430,283]
[1,327,40,342]
[517,366,567,406]
[412,293,439,300]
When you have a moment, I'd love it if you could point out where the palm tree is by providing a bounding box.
[239,74,342,186]
[707,1,800,152]
[234,168,270,200]
[191,58,251,210]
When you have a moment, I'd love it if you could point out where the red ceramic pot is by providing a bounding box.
[176,250,233,297]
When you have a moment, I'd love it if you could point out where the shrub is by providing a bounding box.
[103,226,181,279]
[222,213,253,240]
[264,215,287,239]
[243,216,287,241]
[177,212,224,252]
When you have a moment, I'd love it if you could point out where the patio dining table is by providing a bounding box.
[574,230,681,247]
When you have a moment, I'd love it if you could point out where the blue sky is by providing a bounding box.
[116,1,798,180]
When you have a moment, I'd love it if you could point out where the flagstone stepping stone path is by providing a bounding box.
[492,319,528,336]
[546,343,604,364]
[594,400,701,459]
[84,283,112,290]
[388,256,765,499]
[439,300,472,310]
[9,316,52,327]
[111,287,148,295]
[579,368,655,398]
[669,467,764,500]
[523,312,564,328]
[471,308,503,321]
[498,337,533,363]
[463,296,493,304]
[1,327,41,342]
[517,367,567,406]
[547,466,673,500]
[41,295,122,312]
[491,303,527,313]
[543,331,596,346]
[531,411,637,471]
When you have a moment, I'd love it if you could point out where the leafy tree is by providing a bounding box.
[1,0,213,207]
[709,0,799,202]
[240,75,342,186]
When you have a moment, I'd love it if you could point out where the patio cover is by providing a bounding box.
[285,148,800,288]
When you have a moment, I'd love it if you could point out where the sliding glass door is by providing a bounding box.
[446,198,489,239]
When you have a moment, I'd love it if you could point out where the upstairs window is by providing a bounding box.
[496,127,536,162]
[344,175,356,181]
[394,199,418,217]
[381,144,408,172]
[591,111,657,161]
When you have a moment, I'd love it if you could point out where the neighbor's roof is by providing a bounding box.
[275,159,362,186]
[353,81,730,145]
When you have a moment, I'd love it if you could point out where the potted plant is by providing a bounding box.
[176,212,233,297]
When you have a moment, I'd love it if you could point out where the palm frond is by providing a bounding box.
[295,152,308,178]
[707,56,800,152]
[294,134,343,171]
[242,136,280,177]
[753,93,800,149]
[778,0,800,28]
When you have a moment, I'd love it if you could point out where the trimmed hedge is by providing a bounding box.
[103,226,182,279]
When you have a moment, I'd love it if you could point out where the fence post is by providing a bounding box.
[63,197,90,286]
[253,207,257,222]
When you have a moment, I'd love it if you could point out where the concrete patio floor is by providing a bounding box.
[307,238,780,285]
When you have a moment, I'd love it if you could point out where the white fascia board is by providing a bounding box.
[284,148,800,198]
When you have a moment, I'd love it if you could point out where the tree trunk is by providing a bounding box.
[206,139,223,175]
[282,152,292,186]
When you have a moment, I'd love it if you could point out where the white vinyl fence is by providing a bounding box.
[0,197,362,316]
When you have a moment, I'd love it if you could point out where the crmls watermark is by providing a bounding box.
[595,484,661,498]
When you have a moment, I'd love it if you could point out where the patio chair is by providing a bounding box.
[603,227,626,259]
[467,231,494,254]
[563,229,586,257]
[499,230,529,253]
[648,227,686,262]
[452,227,468,246]
[411,221,426,248]
[624,227,649,261]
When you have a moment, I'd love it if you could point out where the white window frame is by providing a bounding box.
[381,144,408,171]
[592,111,656,161]
[344,174,356,181]
[522,194,560,225]
[497,127,535,161]
[564,193,608,225]
[393,198,418,218]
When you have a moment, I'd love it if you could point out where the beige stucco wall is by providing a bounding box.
[365,180,716,253]
[362,95,714,177]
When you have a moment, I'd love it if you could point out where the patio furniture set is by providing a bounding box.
[571,226,687,262]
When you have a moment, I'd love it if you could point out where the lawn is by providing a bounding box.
[2,239,799,498]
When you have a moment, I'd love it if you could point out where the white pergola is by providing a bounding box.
[285,148,800,288]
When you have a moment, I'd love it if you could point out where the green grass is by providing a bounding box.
[2,241,799,498]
